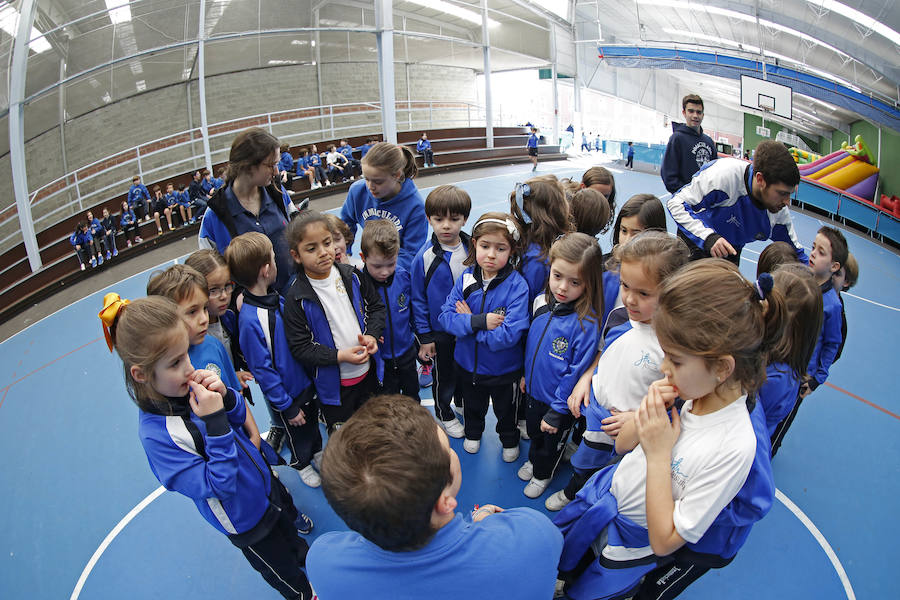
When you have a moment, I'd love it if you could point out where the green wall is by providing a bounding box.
[742,114,821,153]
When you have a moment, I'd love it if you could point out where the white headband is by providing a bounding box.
[475,217,520,242]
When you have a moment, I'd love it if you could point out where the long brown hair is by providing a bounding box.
[770,264,823,378]
[654,259,787,394]
[463,212,522,268]
[547,232,604,324]
[509,174,572,260]
[581,166,616,231]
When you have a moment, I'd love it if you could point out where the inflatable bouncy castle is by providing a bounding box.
[793,135,880,201]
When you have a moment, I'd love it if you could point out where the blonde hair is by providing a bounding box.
[225,232,273,288]
[842,253,858,289]
[362,142,417,180]
[146,264,208,302]
[109,296,188,413]
[654,260,787,394]
[360,219,400,258]
[612,231,689,287]
[547,233,605,324]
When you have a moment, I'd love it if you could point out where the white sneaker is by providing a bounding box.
[502,446,520,463]
[563,441,579,461]
[297,465,321,488]
[312,449,324,471]
[518,419,530,440]
[441,417,465,439]
[463,438,481,454]
[545,490,572,511]
[554,579,566,598]
[517,460,534,481]
[524,477,551,498]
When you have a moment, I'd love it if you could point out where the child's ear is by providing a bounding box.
[830,260,841,275]
[289,248,300,264]
[130,364,148,384]
[714,356,735,383]
[359,252,366,263]
[433,488,457,517]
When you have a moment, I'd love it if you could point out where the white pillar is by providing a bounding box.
[482,0,494,148]
[197,0,213,173]
[375,0,397,144]
[550,27,559,147]
[9,0,40,271]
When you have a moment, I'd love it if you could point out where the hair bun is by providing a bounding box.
[755,272,774,301]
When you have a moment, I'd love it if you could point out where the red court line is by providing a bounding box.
[825,381,900,422]
[0,337,104,402]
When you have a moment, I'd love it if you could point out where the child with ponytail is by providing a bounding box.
[99,294,314,599]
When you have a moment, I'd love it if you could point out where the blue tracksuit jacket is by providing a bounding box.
[362,266,415,361]
[127,183,150,207]
[527,133,539,148]
[758,362,801,435]
[119,208,137,229]
[666,158,808,262]
[295,155,309,175]
[70,229,93,247]
[283,263,386,406]
[439,265,529,383]
[524,295,601,428]
[279,151,294,173]
[417,139,432,152]
[520,242,550,303]
[807,281,842,390]
[410,232,472,344]
[238,291,314,419]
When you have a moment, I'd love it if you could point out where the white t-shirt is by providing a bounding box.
[207,320,233,366]
[584,320,663,445]
[605,396,756,560]
[442,241,467,283]
[309,266,369,380]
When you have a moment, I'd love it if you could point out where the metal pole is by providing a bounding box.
[10,0,41,271]
[197,0,214,173]
[482,0,494,148]
[375,0,397,144]
[58,59,69,178]
[550,26,559,148]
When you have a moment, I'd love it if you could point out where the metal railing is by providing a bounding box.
[1,99,486,257]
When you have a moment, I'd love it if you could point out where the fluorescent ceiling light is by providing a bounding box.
[809,0,900,46]
[135,79,146,91]
[0,3,51,53]
[105,1,132,25]
[527,0,568,21]
[403,0,499,28]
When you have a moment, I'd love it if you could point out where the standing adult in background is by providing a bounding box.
[661,94,717,194]
[199,128,298,294]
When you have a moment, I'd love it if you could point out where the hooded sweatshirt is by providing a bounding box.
[661,122,717,194]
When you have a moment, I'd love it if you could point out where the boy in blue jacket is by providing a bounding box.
[70,222,101,269]
[411,185,472,438]
[226,232,323,488]
[127,175,150,221]
[359,219,419,402]
[338,139,362,179]
[804,226,848,395]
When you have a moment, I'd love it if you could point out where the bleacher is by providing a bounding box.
[0,126,564,323]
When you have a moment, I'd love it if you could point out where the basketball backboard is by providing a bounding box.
[741,75,792,120]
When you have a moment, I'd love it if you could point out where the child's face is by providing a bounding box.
[659,344,721,402]
[809,233,838,277]
[549,258,585,304]
[149,325,194,398]
[363,250,398,283]
[475,231,511,278]
[80,225,89,233]
[332,232,348,263]
[86,211,94,221]
[205,265,233,318]
[291,222,335,279]
[619,260,660,324]
[122,201,129,211]
[362,165,402,199]
[177,286,210,345]
[102,208,109,218]
[618,215,643,246]
[166,185,174,193]
[428,213,466,246]
[586,181,612,199]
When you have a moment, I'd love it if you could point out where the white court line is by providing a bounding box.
[775,489,856,600]
[69,486,166,600]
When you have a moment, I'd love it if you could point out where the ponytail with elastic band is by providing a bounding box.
[99,292,130,352]
[754,272,774,302]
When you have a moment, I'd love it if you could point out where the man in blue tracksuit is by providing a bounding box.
[661,94,717,194]
[666,140,808,265]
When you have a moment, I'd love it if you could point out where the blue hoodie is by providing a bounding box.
[238,291,315,419]
[439,265,529,383]
[138,387,276,539]
[70,229,93,247]
[807,281,842,390]
[524,295,601,428]
[278,151,294,173]
[410,232,472,344]
[417,138,432,152]
[340,178,427,270]
[295,155,309,175]
[339,145,356,159]
[308,152,323,168]
[362,266,416,361]
[88,218,106,238]
[119,208,137,228]
[661,122,716,194]
[520,243,550,303]
[127,183,150,207]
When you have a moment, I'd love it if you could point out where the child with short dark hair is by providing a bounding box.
[100,294,314,599]
[70,221,102,270]
[326,144,350,183]
[226,232,324,488]
[804,226,848,395]
[581,166,617,227]
[86,210,111,261]
[359,219,419,402]
[127,175,150,221]
[832,252,858,364]
[412,184,472,438]
[150,184,173,233]
[756,240,798,276]
[338,139,362,178]
[569,188,611,237]
[283,211,386,432]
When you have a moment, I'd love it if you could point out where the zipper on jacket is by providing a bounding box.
[381,287,398,371]
[528,311,555,394]
[472,289,489,378]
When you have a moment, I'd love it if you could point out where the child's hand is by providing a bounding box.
[288,409,307,427]
[600,409,633,437]
[192,369,226,397]
[649,378,678,408]
[418,342,436,363]
[471,504,504,522]
[455,300,472,314]
[359,334,378,355]
[635,385,680,461]
[188,380,224,417]
[566,370,594,418]
[237,371,254,389]
[338,346,369,365]
[485,313,505,330]
[519,376,526,394]
[540,419,558,434]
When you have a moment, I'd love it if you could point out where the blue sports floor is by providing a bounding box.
[1,158,896,599]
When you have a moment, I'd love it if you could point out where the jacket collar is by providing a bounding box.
[242,289,280,310]
[429,230,471,253]
[472,262,514,292]
[362,265,394,287]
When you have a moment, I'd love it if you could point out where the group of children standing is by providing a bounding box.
[100,132,857,599]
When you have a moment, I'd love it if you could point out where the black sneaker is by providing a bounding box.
[295,513,314,535]
[266,427,285,453]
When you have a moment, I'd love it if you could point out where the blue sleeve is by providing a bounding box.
[417,140,424,151]
[140,185,151,200]
[770,223,809,264]
[521,256,549,301]
[475,279,530,351]
[238,318,295,413]
[339,194,359,238]
[399,203,428,270]
[409,249,432,340]
[550,322,601,415]
[811,303,842,386]
[438,276,473,337]
[583,384,613,432]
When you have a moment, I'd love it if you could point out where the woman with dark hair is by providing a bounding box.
[198,127,298,294]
